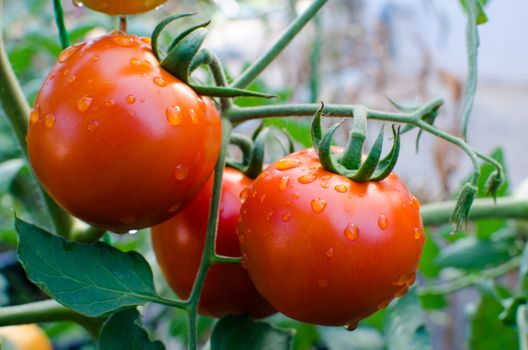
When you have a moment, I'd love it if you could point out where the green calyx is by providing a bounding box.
[311,103,401,182]
[151,14,275,100]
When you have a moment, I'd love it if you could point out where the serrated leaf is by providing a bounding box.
[16,218,163,317]
[434,237,513,270]
[468,289,518,349]
[98,308,164,350]
[384,289,431,350]
[211,315,293,350]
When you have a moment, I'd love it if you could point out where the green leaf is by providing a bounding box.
[360,310,385,331]
[16,218,163,317]
[98,308,164,350]
[275,318,319,350]
[434,237,514,270]
[319,327,384,350]
[211,315,293,350]
[384,289,431,350]
[419,294,447,310]
[418,229,441,279]
[265,118,312,148]
[468,289,518,349]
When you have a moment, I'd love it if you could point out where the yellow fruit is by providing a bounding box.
[0,325,52,350]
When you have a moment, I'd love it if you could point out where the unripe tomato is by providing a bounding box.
[238,149,425,327]
[79,0,168,15]
[0,324,52,350]
[27,33,221,232]
[152,168,275,318]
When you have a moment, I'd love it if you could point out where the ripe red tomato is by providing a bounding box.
[79,0,168,15]
[151,168,276,318]
[27,33,221,232]
[238,149,425,327]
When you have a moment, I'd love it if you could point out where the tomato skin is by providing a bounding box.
[0,324,52,350]
[238,149,425,326]
[81,0,168,15]
[27,33,221,233]
[151,168,276,318]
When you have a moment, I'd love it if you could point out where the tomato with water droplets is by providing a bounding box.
[238,148,425,326]
[27,32,221,232]
[79,0,167,15]
[152,168,276,318]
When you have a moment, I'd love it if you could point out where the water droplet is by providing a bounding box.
[275,158,302,170]
[345,322,358,331]
[153,76,167,87]
[126,95,136,104]
[111,34,135,47]
[44,114,56,128]
[393,275,407,286]
[174,164,189,180]
[377,298,391,310]
[279,176,289,192]
[29,105,40,124]
[320,182,330,189]
[130,57,141,66]
[266,212,274,221]
[410,196,420,209]
[292,192,300,199]
[104,98,115,107]
[311,198,327,213]
[63,69,71,76]
[326,248,334,257]
[77,96,93,112]
[166,105,182,126]
[189,108,198,124]
[395,285,409,297]
[197,97,205,109]
[335,184,348,193]
[242,253,248,269]
[49,73,55,80]
[318,279,328,288]
[87,120,100,132]
[240,188,249,203]
[281,213,292,222]
[414,227,422,240]
[90,55,99,62]
[298,173,317,184]
[128,230,138,235]
[260,194,266,203]
[140,37,151,44]
[378,215,389,230]
[406,272,417,286]
[67,75,76,83]
[344,223,359,241]
[58,43,84,63]
[321,175,331,180]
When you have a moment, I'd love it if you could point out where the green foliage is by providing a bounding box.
[16,218,165,317]
[98,308,164,350]
[211,315,293,350]
[319,327,384,350]
[419,230,441,279]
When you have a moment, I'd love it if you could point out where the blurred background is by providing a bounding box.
[0,0,527,349]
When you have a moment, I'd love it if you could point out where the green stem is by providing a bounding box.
[421,197,528,226]
[52,0,70,49]
[201,49,232,112]
[230,0,328,89]
[518,305,528,350]
[309,14,322,103]
[212,255,242,265]
[461,0,479,139]
[0,0,72,238]
[0,300,104,338]
[418,256,521,296]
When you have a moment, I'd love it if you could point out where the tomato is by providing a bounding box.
[152,168,275,318]
[238,149,425,327]
[79,0,168,15]
[27,32,221,233]
[0,324,52,350]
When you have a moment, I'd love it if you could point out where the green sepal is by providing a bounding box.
[485,170,504,202]
[316,120,344,174]
[450,182,478,232]
[339,107,367,169]
[167,20,211,53]
[151,13,194,61]
[372,125,401,180]
[190,85,277,99]
[310,102,325,149]
[351,126,384,181]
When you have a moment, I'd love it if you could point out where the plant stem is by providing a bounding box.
[53,0,70,49]
[0,300,104,338]
[202,49,232,112]
[518,305,528,350]
[461,0,479,139]
[0,0,72,238]
[421,197,528,226]
[418,256,521,296]
[230,0,328,89]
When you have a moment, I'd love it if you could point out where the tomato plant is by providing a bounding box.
[152,167,275,318]
[0,325,52,350]
[26,32,222,233]
[80,0,168,15]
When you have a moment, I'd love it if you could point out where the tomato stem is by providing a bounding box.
[52,0,70,49]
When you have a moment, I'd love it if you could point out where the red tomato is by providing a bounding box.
[80,0,168,15]
[27,33,221,232]
[238,149,425,327]
[151,168,276,318]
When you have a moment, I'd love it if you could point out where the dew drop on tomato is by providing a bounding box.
[58,43,85,63]
[279,176,289,192]
[29,105,40,124]
[104,98,115,107]
[275,158,302,171]
[292,192,300,199]
[344,223,359,241]
[410,196,420,209]
[111,34,135,47]
[166,106,182,126]
[239,188,249,203]
[130,57,141,66]
[298,173,317,184]
[126,95,136,104]
[87,120,100,132]
[378,215,388,230]
[44,114,56,128]
[153,77,167,87]
[266,212,274,221]
[345,322,358,331]
[90,55,99,62]
[174,164,189,180]
[311,198,327,213]
[334,184,348,193]
[189,108,199,125]
[326,248,334,257]
[77,96,93,112]
[413,227,421,239]
[281,213,292,222]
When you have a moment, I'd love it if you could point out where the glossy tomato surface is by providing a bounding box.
[0,324,52,350]
[80,0,167,15]
[238,149,425,326]
[152,168,276,318]
[27,33,221,232]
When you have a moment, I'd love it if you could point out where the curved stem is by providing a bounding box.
[230,0,328,89]
[421,197,528,226]
[0,0,72,238]
[0,300,104,338]
[201,49,232,112]
[212,255,242,265]
[52,0,70,49]
[461,0,479,139]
